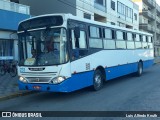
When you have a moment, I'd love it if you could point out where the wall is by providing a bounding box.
[76,0,94,20]
[106,0,117,24]
[19,0,76,16]
[0,9,30,31]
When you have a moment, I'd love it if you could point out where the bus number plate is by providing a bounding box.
[86,63,90,70]
[33,86,41,90]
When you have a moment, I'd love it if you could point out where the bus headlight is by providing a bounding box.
[19,76,28,83]
[50,76,66,84]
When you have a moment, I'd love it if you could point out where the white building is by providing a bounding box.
[133,0,160,57]
[0,0,30,62]
[18,0,139,30]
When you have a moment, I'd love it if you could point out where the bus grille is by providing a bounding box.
[26,77,52,83]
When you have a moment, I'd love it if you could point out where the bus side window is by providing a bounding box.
[71,30,76,49]
[71,30,87,60]
[79,31,87,49]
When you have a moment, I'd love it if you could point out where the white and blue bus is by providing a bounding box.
[17,14,154,92]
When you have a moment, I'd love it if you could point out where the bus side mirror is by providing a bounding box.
[74,27,80,39]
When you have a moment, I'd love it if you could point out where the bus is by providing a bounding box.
[17,14,154,92]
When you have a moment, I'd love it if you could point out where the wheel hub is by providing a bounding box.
[95,75,101,87]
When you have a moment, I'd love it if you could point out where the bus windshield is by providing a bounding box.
[18,28,68,66]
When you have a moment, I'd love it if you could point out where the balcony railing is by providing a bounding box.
[142,9,155,20]
[156,17,160,24]
[139,24,155,33]
[143,0,156,8]
[0,0,30,15]
[154,41,160,45]
[94,2,106,12]
[157,4,160,15]
[156,28,160,34]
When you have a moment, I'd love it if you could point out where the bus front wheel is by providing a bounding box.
[92,70,103,91]
[137,62,143,76]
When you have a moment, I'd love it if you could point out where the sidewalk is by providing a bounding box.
[0,74,33,101]
[154,57,160,64]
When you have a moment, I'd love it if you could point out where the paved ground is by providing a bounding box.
[0,74,19,97]
[154,57,160,63]
[0,74,32,100]
[0,63,160,120]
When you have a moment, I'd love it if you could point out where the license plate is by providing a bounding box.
[33,86,41,90]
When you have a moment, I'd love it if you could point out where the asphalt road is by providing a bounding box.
[0,64,160,119]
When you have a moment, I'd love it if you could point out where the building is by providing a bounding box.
[18,0,139,30]
[133,0,160,57]
[0,0,30,61]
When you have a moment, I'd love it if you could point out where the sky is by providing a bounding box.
[156,0,160,6]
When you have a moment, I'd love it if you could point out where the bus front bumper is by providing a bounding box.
[18,81,70,92]
[18,71,94,92]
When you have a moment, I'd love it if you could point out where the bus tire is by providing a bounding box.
[92,70,103,91]
[137,62,143,76]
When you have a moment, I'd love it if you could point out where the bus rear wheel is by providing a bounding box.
[92,70,103,91]
[137,62,143,76]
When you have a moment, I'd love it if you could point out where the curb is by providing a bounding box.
[0,91,35,101]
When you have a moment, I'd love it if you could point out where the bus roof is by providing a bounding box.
[19,13,153,36]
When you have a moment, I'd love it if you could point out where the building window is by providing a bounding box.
[118,22,125,27]
[84,13,91,20]
[10,0,19,3]
[111,22,115,25]
[118,1,133,18]
[118,2,125,15]
[0,40,14,60]
[95,0,105,6]
[134,13,137,21]
[111,0,115,10]
[126,6,133,19]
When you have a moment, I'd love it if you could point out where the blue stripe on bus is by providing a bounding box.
[18,59,154,92]
[105,62,138,80]
[143,59,154,69]
[106,59,154,80]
